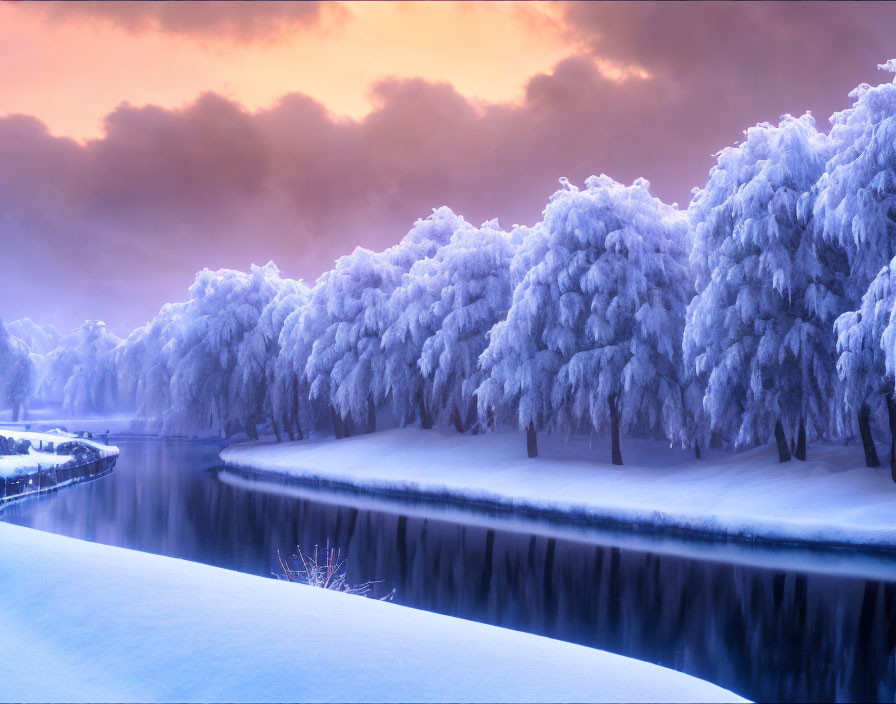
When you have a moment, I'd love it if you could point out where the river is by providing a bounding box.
[2,438,894,702]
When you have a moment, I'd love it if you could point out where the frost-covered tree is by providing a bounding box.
[685,114,844,463]
[114,301,185,423]
[302,207,466,435]
[880,276,896,480]
[116,263,298,437]
[478,176,691,464]
[8,318,60,356]
[837,261,896,476]
[40,320,120,416]
[0,320,35,421]
[816,61,896,467]
[160,262,293,438]
[816,60,896,305]
[234,277,310,442]
[382,219,519,432]
[8,318,61,403]
[272,294,328,439]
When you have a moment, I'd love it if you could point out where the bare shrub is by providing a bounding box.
[276,541,395,601]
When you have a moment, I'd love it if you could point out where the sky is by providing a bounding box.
[2,0,896,334]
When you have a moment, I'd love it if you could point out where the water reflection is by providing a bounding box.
[2,440,895,702]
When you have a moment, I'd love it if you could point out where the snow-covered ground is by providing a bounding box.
[0,522,745,703]
[221,428,896,550]
[0,428,118,479]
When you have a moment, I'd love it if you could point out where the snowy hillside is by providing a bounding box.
[0,522,746,703]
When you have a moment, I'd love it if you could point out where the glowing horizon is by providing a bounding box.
[2,1,608,141]
[2,0,896,331]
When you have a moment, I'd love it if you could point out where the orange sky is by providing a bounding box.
[0,1,621,140]
[5,1,896,330]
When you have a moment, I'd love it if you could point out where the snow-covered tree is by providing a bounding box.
[116,263,299,437]
[7,318,60,356]
[382,219,520,432]
[234,277,310,442]
[837,261,896,476]
[114,301,185,423]
[685,114,844,463]
[301,207,466,435]
[815,60,896,305]
[816,61,896,468]
[7,318,61,404]
[40,320,120,416]
[159,262,294,438]
[478,176,691,464]
[272,294,328,440]
[0,320,35,421]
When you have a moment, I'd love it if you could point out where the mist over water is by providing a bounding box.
[2,439,894,702]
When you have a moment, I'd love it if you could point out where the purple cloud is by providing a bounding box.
[2,2,896,332]
[26,1,334,41]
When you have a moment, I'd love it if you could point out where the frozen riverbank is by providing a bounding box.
[221,428,896,551]
[0,523,744,703]
[0,429,118,504]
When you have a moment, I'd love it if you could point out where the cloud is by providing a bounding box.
[558,1,896,131]
[3,1,896,331]
[0,60,669,331]
[22,0,339,42]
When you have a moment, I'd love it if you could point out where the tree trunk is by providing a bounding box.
[291,383,303,440]
[888,394,896,484]
[11,403,19,423]
[858,402,880,468]
[694,440,701,460]
[526,423,538,458]
[246,419,259,442]
[452,405,466,434]
[331,406,344,439]
[465,396,479,434]
[610,395,623,466]
[774,419,791,463]
[270,412,282,443]
[365,396,376,434]
[794,418,807,461]
[285,417,296,442]
[419,398,433,430]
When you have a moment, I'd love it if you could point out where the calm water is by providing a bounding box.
[2,439,896,702]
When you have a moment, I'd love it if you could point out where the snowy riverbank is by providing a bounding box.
[1,428,117,468]
[221,428,896,551]
[0,523,744,703]
[0,428,118,499]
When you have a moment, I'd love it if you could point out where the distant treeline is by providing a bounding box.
[4,60,896,473]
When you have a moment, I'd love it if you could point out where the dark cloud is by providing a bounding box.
[2,2,896,332]
[560,1,896,137]
[24,1,335,42]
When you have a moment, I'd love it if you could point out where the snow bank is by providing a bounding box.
[0,523,745,703]
[221,428,896,550]
[0,429,118,479]
[216,469,896,583]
